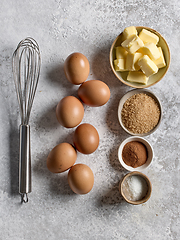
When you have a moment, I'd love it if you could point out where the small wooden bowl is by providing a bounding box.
[109,26,170,88]
[119,171,152,205]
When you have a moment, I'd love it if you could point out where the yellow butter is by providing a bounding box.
[153,47,166,68]
[123,26,137,39]
[121,35,144,54]
[114,59,127,71]
[138,55,158,77]
[139,42,161,60]
[115,46,128,59]
[139,29,159,45]
[127,71,148,84]
[126,52,143,71]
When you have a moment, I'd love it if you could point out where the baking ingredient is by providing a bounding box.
[127,71,148,84]
[139,28,159,45]
[73,123,99,154]
[126,52,143,71]
[122,175,148,201]
[68,163,94,194]
[113,26,166,85]
[123,26,137,39]
[122,141,147,168]
[47,143,77,173]
[115,46,128,59]
[64,52,90,85]
[78,80,110,107]
[56,96,84,128]
[121,35,144,54]
[138,42,161,61]
[154,47,166,68]
[121,93,160,134]
[114,59,126,71]
[138,55,158,77]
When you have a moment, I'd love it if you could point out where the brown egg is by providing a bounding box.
[47,143,77,173]
[68,164,94,194]
[56,96,84,128]
[78,80,110,107]
[64,52,90,85]
[73,123,99,154]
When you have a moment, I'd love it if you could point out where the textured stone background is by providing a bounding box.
[0,0,180,239]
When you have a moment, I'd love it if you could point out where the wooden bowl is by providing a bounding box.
[119,171,152,205]
[109,26,170,88]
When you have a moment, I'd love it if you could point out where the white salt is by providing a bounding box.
[122,175,148,201]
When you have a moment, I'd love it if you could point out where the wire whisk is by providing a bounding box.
[12,37,41,203]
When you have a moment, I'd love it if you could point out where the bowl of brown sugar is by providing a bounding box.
[118,136,153,171]
[118,89,162,136]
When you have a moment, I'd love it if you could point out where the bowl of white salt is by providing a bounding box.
[119,171,152,205]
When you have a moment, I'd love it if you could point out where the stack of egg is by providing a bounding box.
[47,52,110,194]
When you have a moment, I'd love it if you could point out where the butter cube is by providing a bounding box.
[139,42,161,60]
[114,59,127,71]
[121,35,144,54]
[138,55,158,77]
[153,47,166,68]
[123,26,137,39]
[126,52,143,71]
[115,46,128,59]
[139,29,159,45]
[127,71,148,84]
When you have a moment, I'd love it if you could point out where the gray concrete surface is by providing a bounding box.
[0,0,179,239]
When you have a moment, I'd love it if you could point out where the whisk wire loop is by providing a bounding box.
[13,37,41,125]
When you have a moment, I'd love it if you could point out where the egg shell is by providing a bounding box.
[47,143,77,173]
[56,96,84,128]
[78,80,110,107]
[73,123,99,154]
[68,164,94,194]
[64,52,90,85]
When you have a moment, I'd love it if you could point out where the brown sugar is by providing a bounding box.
[122,141,148,168]
[121,93,160,134]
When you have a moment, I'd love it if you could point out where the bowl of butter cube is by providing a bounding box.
[109,26,170,88]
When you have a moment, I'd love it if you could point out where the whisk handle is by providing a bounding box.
[19,124,32,202]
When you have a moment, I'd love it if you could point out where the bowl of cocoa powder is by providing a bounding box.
[118,89,162,136]
[118,136,153,171]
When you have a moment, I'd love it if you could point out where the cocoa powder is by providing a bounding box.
[122,141,148,168]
